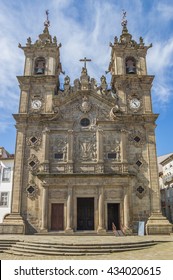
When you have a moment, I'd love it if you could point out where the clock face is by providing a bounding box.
[129,98,141,110]
[31,100,42,110]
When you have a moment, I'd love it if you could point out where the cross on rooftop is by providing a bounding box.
[79,57,92,69]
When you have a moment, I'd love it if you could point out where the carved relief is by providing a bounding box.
[53,136,67,161]
[133,153,147,171]
[129,130,145,147]
[134,183,147,199]
[79,96,92,113]
[26,180,39,199]
[104,133,121,161]
[26,134,42,151]
[77,134,97,162]
[28,154,40,174]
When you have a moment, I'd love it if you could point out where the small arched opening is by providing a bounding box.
[125,57,136,74]
[34,57,46,75]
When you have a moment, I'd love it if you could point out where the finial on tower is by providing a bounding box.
[44,10,50,28]
[121,9,127,28]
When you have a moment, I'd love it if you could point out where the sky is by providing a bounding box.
[0,0,173,156]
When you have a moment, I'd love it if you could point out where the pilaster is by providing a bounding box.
[65,186,73,233]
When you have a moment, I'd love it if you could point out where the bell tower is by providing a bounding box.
[107,11,172,234]
[18,10,63,115]
[0,12,64,234]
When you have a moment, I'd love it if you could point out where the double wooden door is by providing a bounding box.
[77,198,94,230]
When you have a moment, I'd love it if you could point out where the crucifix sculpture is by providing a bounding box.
[79,57,92,69]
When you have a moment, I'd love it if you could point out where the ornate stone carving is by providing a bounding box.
[95,164,104,173]
[128,130,145,147]
[104,133,121,161]
[26,180,39,199]
[133,153,147,171]
[28,154,40,174]
[79,96,92,113]
[110,105,121,119]
[78,135,97,161]
[53,136,67,162]
[26,134,42,151]
[134,183,147,199]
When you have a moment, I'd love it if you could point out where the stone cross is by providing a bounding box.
[79,57,91,69]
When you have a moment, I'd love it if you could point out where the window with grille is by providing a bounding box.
[0,192,9,207]
[2,168,11,182]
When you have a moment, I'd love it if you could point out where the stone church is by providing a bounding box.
[0,14,172,235]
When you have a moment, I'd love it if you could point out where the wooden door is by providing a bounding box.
[51,203,64,231]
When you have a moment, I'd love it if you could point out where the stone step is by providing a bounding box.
[12,240,157,249]
[6,245,154,256]
[6,240,157,256]
[0,240,20,252]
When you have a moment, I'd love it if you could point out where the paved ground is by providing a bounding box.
[0,235,173,260]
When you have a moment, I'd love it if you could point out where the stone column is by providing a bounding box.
[123,186,130,228]
[97,187,106,233]
[41,186,48,231]
[65,186,73,232]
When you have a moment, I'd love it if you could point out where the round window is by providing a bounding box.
[80,118,90,127]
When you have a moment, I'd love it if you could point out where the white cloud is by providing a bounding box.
[157,3,173,21]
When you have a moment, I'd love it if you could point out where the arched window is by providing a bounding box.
[125,57,136,74]
[34,57,46,75]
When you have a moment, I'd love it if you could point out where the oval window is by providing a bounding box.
[80,118,90,127]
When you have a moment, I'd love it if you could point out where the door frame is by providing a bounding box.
[49,199,66,231]
[77,197,95,230]
[74,195,97,231]
[106,201,121,231]
[51,203,64,231]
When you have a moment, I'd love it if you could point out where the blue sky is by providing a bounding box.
[0,0,173,156]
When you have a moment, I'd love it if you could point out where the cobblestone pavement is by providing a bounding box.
[0,235,173,260]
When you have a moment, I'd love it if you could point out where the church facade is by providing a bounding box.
[0,15,172,235]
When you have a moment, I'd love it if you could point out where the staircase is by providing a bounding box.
[0,240,20,253]
[5,240,158,256]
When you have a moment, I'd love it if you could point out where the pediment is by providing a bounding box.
[52,90,116,123]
